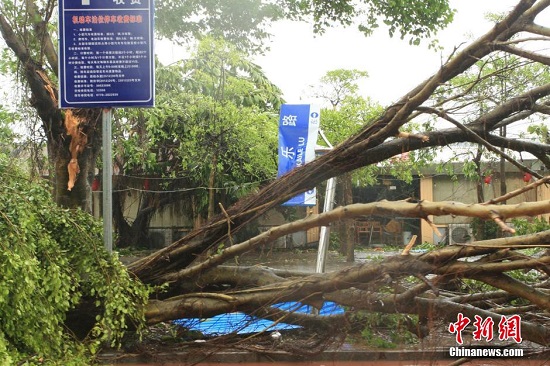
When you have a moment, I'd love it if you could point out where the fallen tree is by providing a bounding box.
[140,188,550,348]
[4,0,550,362]
[121,0,550,357]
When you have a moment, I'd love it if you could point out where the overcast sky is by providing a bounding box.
[251,0,532,106]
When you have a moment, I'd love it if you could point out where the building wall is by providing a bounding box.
[94,162,549,247]
[431,173,537,225]
[420,168,545,244]
[537,182,550,222]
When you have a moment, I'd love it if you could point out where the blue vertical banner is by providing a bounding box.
[278,104,320,206]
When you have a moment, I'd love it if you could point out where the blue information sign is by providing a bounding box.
[58,0,155,108]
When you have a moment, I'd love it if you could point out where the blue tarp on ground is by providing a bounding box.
[174,301,344,336]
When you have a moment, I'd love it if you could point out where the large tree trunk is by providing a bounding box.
[52,110,100,211]
[0,11,100,211]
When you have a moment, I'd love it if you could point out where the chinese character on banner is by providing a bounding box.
[282,115,297,126]
[473,315,494,342]
[499,315,522,343]
[449,313,470,345]
[280,146,295,160]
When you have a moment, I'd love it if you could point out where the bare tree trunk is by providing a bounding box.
[113,189,154,248]
[474,148,485,204]
[207,153,218,221]
[336,173,355,261]
[191,195,205,229]
[53,128,98,211]
[473,148,487,240]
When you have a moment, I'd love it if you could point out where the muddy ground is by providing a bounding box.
[109,248,546,365]
[237,247,398,271]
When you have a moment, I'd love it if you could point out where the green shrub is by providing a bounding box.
[511,217,550,235]
[350,311,418,349]
[0,158,150,364]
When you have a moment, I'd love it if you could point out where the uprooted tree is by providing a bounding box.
[4,0,550,362]
[131,0,550,354]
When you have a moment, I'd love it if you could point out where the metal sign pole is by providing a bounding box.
[315,176,336,273]
[58,0,154,252]
[102,109,113,253]
[315,130,335,274]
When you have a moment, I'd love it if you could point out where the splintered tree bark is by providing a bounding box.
[0,12,101,211]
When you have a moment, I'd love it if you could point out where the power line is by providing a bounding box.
[92,178,273,194]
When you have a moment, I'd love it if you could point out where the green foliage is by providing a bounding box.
[350,311,418,348]
[507,268,540,285]
[182,37,284,109]
[283,0,454,46]
[321,96,382,140]
[115,38,281,222]
[415,241,442,251]
[329,231,341,251]
[315,77,385,187]
[511,217,550,236]
[310,69,369,108]
[0,106,17,158]
[460,278,496,294]
[154,0,454,54]
[0,159,150,364]
[155,0,284,54]
[358,0,455,45]
[527,124,550,144]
